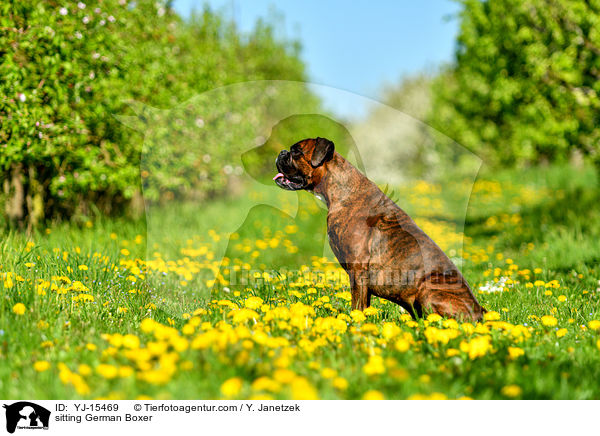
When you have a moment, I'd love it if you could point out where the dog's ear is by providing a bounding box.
[311,137,335,167]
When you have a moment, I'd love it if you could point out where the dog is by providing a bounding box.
[274,137,485,321]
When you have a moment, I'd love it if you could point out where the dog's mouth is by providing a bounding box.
[273,172,305,191]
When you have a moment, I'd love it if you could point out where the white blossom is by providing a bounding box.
[59,7,68,15]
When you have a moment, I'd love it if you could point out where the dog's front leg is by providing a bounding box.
[349,266,371,311]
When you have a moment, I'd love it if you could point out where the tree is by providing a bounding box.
[430,0,600,169]
[0,0,313,228]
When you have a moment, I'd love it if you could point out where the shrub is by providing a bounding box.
[0,0,312,228]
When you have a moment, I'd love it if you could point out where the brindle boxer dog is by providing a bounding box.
[274,137,485,321]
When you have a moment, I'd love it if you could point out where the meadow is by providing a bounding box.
[1,164,599,400]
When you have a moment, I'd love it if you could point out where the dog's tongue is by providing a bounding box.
[273,173,284,181]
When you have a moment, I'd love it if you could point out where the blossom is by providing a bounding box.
[507,347,524,359]
[221,377,242,397]
[483,311,501,321]
[96,364,118,379]
[363,390,385,400]
[501,385,522,398]
[12,303,26,315]
[587,320,600,331]
[541,316,558,327]
[556,328,568,338]
[290,377,318,400]
[332,377,348,390]
[362,355,385,376]
[33,361,50,372]
[59,7,68,15]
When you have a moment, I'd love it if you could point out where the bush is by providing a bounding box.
[0,0,312,228]
[430,0,600,169]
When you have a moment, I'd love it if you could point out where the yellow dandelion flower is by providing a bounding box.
[320,368,337,379]
[507,347,524,359]
[291,377,318,400]
[12,303,26,315]
[332,377,349,390]
[78,364,92,376]
[556,328,568,338]
[363,390,385,400]
[588,320,600,331]
[541,315,557,327]
[363,355,385,376]
[220,377,243,398]
[78,265,88,271]
[501,385,522,398]
[96,364,118,379]
[426,313,442,323]
[33,361,50,372]
[350,310,366,323]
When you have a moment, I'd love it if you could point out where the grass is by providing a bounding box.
[1,163,599,399]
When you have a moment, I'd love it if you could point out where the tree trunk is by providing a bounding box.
[3,163,25,229]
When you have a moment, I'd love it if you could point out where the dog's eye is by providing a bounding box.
[291,147,303,158]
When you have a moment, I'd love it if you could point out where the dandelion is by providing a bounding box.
[320,368,337,379]
[78,264,88,271]
[96,364,118,379]
[332,377,348,390]
[556,328,568,338]
[290,377,318,400]
[12,303,26,315]
[501,385,522,398]
[78,364,92,376]
[507,347,524,359]
[33,361,50,372]
[483,311,501,321]
[363,390,385,400]
[588,320,600,331]
[541,315,558,327]
[362,355,385,376]
[220,377,242,398]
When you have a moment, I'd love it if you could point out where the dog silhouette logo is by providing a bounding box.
[3,402,50,433]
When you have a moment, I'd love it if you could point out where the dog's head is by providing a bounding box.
[273,137,335,191]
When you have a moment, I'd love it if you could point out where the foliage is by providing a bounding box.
[0,0,312,227]
[430,0,600,168]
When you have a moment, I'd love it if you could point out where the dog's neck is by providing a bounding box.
[313,153,378,208]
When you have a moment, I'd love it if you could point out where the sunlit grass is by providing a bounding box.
[1,164,599,399]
